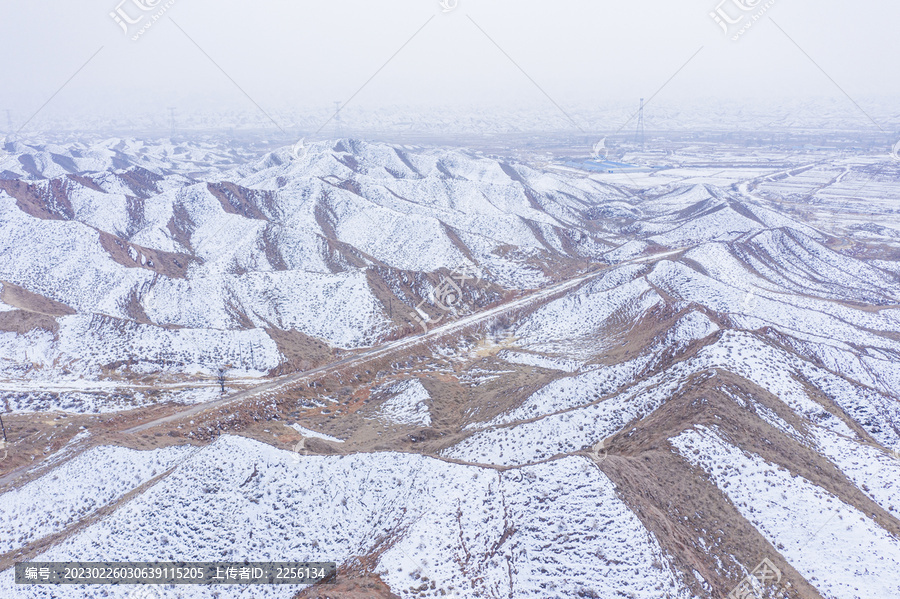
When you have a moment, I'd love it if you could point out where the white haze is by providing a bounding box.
[0,0,897,134]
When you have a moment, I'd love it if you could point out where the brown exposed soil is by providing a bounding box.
[97,230,196,279]
[114,167,164,198]
[295,549,403,599]
[294,574,401,599]
[599,373,824,599]
[0,309,59,334]
[0,179,75,220]
[267,328,335,374]
[65,174,106,193]
[0,280,76,317]
[207,181,273,221]
[166,202,196,250]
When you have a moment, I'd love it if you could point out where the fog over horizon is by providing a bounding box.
[1,0,898,136]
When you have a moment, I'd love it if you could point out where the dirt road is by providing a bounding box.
[124,249,684,434]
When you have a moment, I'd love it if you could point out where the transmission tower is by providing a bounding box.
[635,98,645,151]
[167,107,177,138]
[217,367,227,394]
[333,101,344,139]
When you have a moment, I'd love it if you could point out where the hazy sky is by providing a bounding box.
[1,0,897,132]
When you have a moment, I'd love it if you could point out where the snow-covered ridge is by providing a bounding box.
[0,435,693,598]
[0,445,193,555]
[672,426,900,599]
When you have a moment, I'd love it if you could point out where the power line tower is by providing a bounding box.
[635,98,645,151]
[333,101,344,139]
[167,107,177,139]
[217,367,227,394]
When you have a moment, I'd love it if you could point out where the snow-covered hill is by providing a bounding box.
[1,138,899,599]
[1,138,624,404]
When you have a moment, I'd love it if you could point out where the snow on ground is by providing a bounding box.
[496,350,582,372]
[514,273,662,358]
[478,354,654,429]
[603,239,651,262]
[0,199,151,319]
[473,310,714,431]
[812,427,900,521]
[288,423,344,443]
[0,445,193,555]
[1,389,152,413]
[672,426,900,599]
[0,315,281,412]
[648,258,900,356]
[647,204,765,247]
[444,361,702,466]
[161,386,229,407]
[663,310,719,346]
[684,234,900,304]
[143,269,390,349]
[381,456,691,599]
[0,381,225,414]
[719,386,805,444]
[0,436,693,599]
[0,329,58,378]
[797,359,900,451]
[376,379,432,427]
[694,333,852,432]
[447,328,876,467]
[56,314,282,375]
